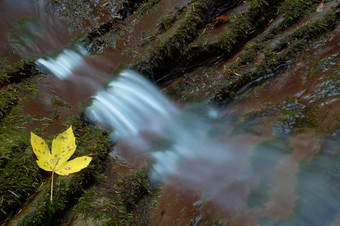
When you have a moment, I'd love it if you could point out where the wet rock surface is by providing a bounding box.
[0,0,339,225]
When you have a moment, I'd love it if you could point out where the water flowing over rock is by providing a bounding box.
[0,0,339,225]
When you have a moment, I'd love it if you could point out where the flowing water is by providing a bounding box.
[2,0,340,225]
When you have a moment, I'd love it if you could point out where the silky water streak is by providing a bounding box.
[32,44,340,224]
[84,69,340,225]
[85,70,227,179]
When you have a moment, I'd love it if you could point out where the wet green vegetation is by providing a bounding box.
[214,6,339,103]
[134,0,327,82]
[71,168,157,225]
[135,0,243,79]
[0,52,111,224]
[0,60,37,88]
[269,0,322,36]
[0,77,113,223]
[158,0,339,103]
[0,85,19,121]
[272,98,320,136]
[50,96,71,108]
[15,116,112,225]
[0,70,40,221]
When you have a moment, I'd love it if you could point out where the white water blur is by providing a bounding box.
[85,70,243,181]
[86,70,180,142]
[36,45,88,79]
[5,1,340,224]
[29,45,340,225]
[1,0,74,56]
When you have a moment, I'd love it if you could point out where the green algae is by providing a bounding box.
[176,0,279,72]
[199,217,230,226]
[216,0,275,51]
[134,4,190,48]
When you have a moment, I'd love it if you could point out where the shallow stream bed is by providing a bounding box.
[0,0,339,225]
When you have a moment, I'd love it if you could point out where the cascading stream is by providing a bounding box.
[86,70,181,141]
[3,0,340,224]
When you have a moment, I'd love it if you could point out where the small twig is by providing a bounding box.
[8,190,19,197]
[50,171,54,201]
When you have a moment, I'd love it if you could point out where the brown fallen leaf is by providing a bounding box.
[213,15,230,26]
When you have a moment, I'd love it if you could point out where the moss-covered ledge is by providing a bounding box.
[6,116,112,225]
[134,0,242,81]
[0,59,38,88]
[213,7,339,104]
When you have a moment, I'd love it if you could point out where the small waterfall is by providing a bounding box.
[24,30,340,226]
[86,70,180,142]
[85,69,236,181]
[36,45,88,79]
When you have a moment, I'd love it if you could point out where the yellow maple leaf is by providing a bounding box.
[31,126,92,201]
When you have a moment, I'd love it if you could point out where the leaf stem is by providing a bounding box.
[50,170,54,201]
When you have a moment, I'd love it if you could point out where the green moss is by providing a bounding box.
[269,0,321,36]
[0,154,42,217]
[227,0,325,68]
[276,9,338,51]
[135,0,239,78]
[213,8,339,104]
[0,73,38,166]
[0,60,36,87]
[71,169,157,225]
[157,14,175,31]
[0,80,41,221]
[216,0,273,49]
[138,0,162,15]
[50,96,70,108]
[0,61,112,223]
[16,116,112,225]
[0,85,19,121]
